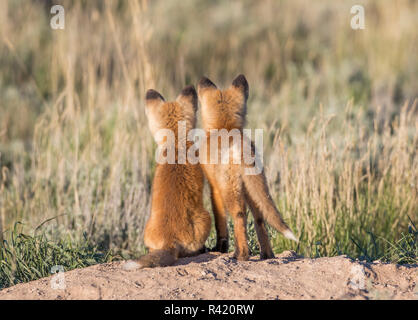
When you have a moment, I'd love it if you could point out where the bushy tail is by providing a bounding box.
[243,173,298,242]
[122,249,177,271]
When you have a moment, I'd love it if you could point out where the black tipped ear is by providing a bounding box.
[145,89,165,111]
[146,89,165,102]
[232,74,249,101]
[181,85,197,103]
[198,76,217,91]
[177,85,198,112]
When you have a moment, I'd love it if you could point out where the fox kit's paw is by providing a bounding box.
[199,246,209,254]
[233,246,250,261]
[233,251,250,261]
[260,250,275,260]
[211,238,229,253]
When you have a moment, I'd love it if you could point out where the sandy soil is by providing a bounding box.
[0,251,416,300]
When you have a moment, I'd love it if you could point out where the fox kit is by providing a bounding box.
[197,75,297,261]
[124,86,211,270]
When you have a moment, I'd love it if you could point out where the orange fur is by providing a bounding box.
[197,75,297,261]
[134,86,211,269]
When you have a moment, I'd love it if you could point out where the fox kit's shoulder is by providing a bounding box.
[197,75,248,131]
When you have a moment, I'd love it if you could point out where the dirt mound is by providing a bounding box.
[0,251,416,300]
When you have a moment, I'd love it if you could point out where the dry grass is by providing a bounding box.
[0,0,417,261]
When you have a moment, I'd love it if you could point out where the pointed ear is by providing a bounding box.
[145,89,165,109]
[231,74,249,101]
[197,76,217,99]
[177,85,198,112]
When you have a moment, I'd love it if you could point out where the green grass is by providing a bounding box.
[0,222,118,289]
[380,222,418,265]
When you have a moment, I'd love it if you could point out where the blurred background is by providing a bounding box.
[0,0,417,261]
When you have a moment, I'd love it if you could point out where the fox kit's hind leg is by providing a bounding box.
[224,195,249,261]
[210,187,229,253]
[244,189,275,259]
[193,209,212,253]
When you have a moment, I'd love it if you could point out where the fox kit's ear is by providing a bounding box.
[145,89,165,110]
[231,74,249,101]
[197,76,217,98]
[177,85,198,113]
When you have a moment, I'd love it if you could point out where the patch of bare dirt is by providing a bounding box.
[0,251,416,300]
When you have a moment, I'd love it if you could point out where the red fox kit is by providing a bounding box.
[124,86,211,270]
[197,75,297,261]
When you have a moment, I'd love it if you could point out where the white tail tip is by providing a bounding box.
[122,260,140,271]
[283,230,298,242]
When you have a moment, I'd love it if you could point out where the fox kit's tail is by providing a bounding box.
[122,249,177,271]
[243,173,298,242]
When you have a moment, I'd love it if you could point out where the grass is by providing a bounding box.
[0,0,417,288]
[0,222,117,289]
[380,220,417,265]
